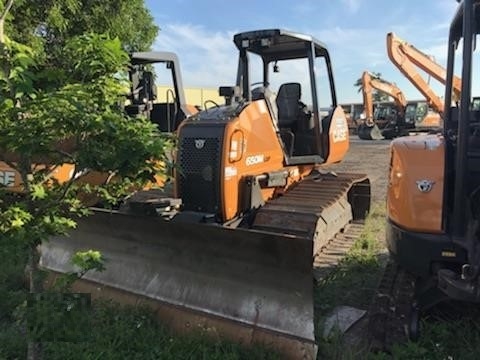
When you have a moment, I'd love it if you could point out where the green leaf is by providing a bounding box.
[11,218,26,229]
[31,184,47,200]
[72,250,106,273]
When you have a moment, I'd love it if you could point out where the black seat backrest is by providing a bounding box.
[131,70,156,105]
[141,71,156,102]
[276,83,301,128]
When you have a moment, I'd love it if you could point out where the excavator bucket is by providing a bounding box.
[40,209,317,358]
[357,123,384,140]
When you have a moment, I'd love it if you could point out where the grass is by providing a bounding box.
[379,303,480,360]
[3,202,480,360]
[314,202,387,359]
[39,301,280,360]
[0,240,280,360]
[315,202,480,360]
[1,297,280,360]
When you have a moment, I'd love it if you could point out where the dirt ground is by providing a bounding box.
[325,137,391,203]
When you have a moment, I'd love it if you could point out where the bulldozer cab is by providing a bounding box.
[126,52,194,132]
[230,29,348,165]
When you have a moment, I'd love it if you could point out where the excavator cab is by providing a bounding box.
[441,0,480,300]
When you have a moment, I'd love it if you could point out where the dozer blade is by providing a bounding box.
[357,123,384,140]
[40,209,317,358]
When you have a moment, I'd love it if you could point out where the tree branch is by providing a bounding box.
[0,0,14,44]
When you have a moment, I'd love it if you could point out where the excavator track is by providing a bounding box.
[367,259,416,352]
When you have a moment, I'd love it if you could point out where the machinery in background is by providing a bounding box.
[370,0,480,346]
[40,29,371,359]
[386,32,464,130]
[0,51,196,197]
[358,71,408,140]
[126,51,198,132]
[357,71,438,140]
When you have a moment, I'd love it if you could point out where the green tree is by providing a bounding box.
[0,2,169,358]
[7,0,158,52]
[3,0,158,90]
[354,71,390,102]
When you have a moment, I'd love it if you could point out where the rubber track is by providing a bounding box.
[367,259,416,352]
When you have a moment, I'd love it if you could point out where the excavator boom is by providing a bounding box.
[387,32,457,117]
[361,71,374,122]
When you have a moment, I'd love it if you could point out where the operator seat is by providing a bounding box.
[276,82,302,156]
[139,71,157,102]
[276,82,301,128]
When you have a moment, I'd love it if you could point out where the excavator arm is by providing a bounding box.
[370,77,407,116]
[387,32,462,114]
[361,71,407,121]
[358,71,408,140]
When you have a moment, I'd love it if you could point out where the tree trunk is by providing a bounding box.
[0,19,4,44]
[26,245,43,360]
[0,0,15,44]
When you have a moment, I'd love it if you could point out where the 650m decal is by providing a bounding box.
[245,154,265,166]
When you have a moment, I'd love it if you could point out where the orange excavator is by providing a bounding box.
[369,0,480,346]
[358,71,410,140]
[40,29,371,359]
[358,69,446,140]
[386,32,463,129]
[0,51,196,196]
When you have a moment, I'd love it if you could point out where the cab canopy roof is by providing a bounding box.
[233,29,329,62]
[130,51,179,65]
[449,0,480,41]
